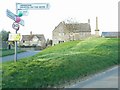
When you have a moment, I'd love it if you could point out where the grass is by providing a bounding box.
[2,37,119,88]
[0,49,25,57]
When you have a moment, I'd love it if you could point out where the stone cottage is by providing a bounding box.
[52,20,91,45]
[20,32,46,49]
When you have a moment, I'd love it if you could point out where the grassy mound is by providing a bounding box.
[2,37,119,88]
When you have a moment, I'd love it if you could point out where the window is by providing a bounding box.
[59,33,64,36]
[59,41,64,43]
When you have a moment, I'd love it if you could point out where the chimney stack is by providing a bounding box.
[30,31,32,35]
[88,19,90,24]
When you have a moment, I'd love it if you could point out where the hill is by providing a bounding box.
[2,37,119,88]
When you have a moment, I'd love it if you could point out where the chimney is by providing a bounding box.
[62,21,65,24]
[88,19,90,24]
[30,31,32,35]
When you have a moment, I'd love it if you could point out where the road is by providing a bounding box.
[65,66,119,88]
[1,50,41,62]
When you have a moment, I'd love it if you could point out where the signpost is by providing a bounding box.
[16,3,49,10]
[16,3,50,16]
[8,33,21,41]
[6,3,50,62]
[6,9,16,21]
[17,10,29,16]
[12,22,20,30]
[6,9,24,26]
[6,9,24,62]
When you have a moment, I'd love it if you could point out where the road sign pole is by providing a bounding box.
[14,30,17,62]
[12,22,20,62]
[15,3,17,62]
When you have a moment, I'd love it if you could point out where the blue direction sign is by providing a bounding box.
[6,9,24,26]
[17,10,29,16]
[16,3,50,10]
[16,3,50,16]
[19,19,24,26]
[6,9,16,21]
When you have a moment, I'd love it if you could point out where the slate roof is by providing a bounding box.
[21,34,45,41]
[53,21,91,33]
[65,23,91,32]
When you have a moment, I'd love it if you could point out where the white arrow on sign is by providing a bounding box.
[6,9,24,26]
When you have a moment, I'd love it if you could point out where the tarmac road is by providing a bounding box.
[66,66,119,88]
[1,50,40,62]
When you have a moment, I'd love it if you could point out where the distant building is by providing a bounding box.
[52,20,91,45]
[101,32,120,38]
[20,32,46,49]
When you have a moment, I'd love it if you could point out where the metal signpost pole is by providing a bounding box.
[12,22,20,62]
[14,30,17,62]
[15,4,17,63]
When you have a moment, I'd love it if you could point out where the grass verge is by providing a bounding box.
[2,37,119,88]
[0,49,25,57]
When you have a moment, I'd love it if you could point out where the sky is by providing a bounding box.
[0,0,119,39]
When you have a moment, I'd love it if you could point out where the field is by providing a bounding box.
[2,37,119,88]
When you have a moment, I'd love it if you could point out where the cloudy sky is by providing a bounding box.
[0,0,119,39]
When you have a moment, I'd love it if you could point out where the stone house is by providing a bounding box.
[52,20,91,45]
[20,32,46,49]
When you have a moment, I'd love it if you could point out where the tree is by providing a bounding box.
[0,29,10,41]
[0,30,11,49]
[46,39,52,46]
